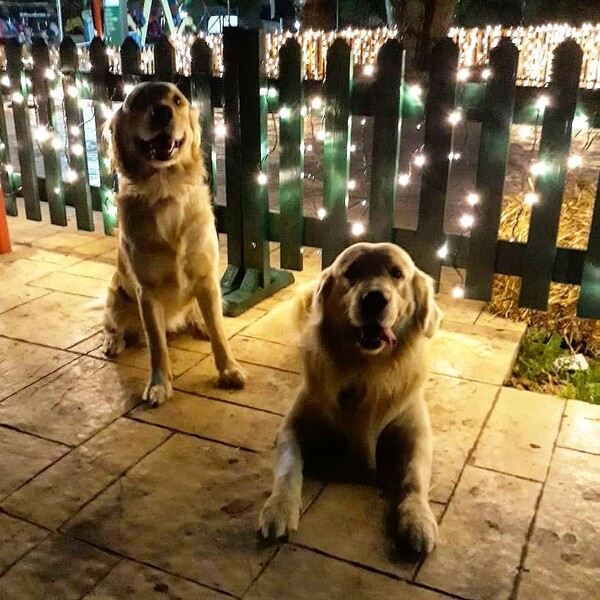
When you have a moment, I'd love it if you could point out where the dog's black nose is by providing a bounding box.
[151,104,173,125]
[361,290,388,318]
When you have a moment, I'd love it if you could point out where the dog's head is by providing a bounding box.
[313,242,442,356]
[106,82,201,180]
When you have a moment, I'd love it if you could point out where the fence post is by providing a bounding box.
[465,38,519,301]
[368,39,405,243]
[31,37,67,226]
[576,172,600,318]
[121,36,142,86]
[278,37,304,271]
[90,36,117,235]
[0,73,16,215]
[322,38,352,267]
[154,35,176,82]
[5,38,42,221]
[191,37,216,198]
[518,40,583,310]
[413,37,459,284]
[60,36,94,231]
[219,28,293,316]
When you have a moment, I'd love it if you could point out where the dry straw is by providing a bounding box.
[489,179,600,355]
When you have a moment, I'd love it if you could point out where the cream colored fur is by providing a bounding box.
[259,242,442,554]
[102,82,245,406]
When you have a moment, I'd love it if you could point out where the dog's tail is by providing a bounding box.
[267,279,318,337]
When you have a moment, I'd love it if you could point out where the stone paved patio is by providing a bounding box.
[0,206,598,600]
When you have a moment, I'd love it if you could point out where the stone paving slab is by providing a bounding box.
[0,284,50,314]
[0,291,103,349]
[83,559,228,599]
[2,419,170,530]
[245,544,449,600]
[473,387,565,482]
[0,356,146,446]
[175,357,300,416]
[0,255,64,286]
[417,465,540,600]
[0,513,49,575]
[0,337,76,402]
[130,391,281,452]
[557,399,600,455]
[61,259,117,281]
[229,335,302,373]
[0,534,119,600]
[518,447,600,600]
[0,426,69,500]
[28,271,109,298]
[64,434,320,598]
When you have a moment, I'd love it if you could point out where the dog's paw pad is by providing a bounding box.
[142,382,173,407]
[258,494,300,540]
[397,495,438,555]
[102,334,125,357]
[218,364,247,389]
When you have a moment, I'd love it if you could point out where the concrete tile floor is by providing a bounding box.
[0,211,598,600]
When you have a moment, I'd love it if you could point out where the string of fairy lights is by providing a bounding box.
[0,39,597,300]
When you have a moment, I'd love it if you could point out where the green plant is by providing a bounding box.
[562,361,600,405]
[513,328,566,384]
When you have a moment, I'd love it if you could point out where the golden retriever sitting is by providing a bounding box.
[102,82,246,406]
[259,242,442,554]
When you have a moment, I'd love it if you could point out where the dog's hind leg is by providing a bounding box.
[102,278,139,357]
[185,300,208,339]
[196,277,246,388]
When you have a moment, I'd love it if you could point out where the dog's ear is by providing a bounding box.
[102,107,122,172]
[188,105,202,160]
[310,267,334,320]
[412,269,442,338]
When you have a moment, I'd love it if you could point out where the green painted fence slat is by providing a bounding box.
[413,38,458,283]
[191,37,216,198]
[519,40,583,310]
[90,36,117,235]
[121,36,142,83]
[221,27,244,293]
[577,171,600,318]
[322,38,352,267]
[278,37,304,271]
[0,75,16,215]
[31,37,66,226]
[60,37,94,231]
[154,36,176,83]
[368,39,404,243]
[465,38,519,301]
[5,38,41,221]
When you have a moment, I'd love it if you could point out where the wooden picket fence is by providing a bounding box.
[0,29,599,318]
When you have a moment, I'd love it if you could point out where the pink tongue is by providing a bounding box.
[382,327,397,347]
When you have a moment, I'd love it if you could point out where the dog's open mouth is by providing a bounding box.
[358,322,397,351]
[138,133,184,162]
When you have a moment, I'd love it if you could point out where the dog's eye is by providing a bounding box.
[390,266,403,279]
[344,264,358,281]
[173,95,182,107]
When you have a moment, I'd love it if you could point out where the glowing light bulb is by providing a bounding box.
[215,123,227,137]
[398,173,410,186]
[45,68,56,80]
[300,106,307,116]
[351,222,365,236]
[305,143,313,152]
[536,95,549,111]
[65,169,78,183]
[524,192,539,206]
[11,92,24,104]
[437,243,449,259]
[51,137,62,150]
[572,115,588,129]
[452,285,465,299]
[530,162,547,176]
[123,83,135,96]
[363,64,374,77]
[408,84,422,99]
[72,143,84,156]
[101,104,114,119]
[481,68,492,80]
[69,125,81,137]
[66,85,78,98]
[466,192,480,206]
[310,96,323,110]
[279,106,291,119]
[35,127,51,143]
[347,179,357,190]
[317,207,327,220]
[360,118,366,126]
[567,154,582,169]
[5,164,14,175]
[349,143,356,152]
[448,111,461,126]
[414,154,426,167]
[53,186,61,195]
[517,125,530,140]
[316,130,326,141]
[459,213,474,229]
[1,75,10,87]
[457,68,470,82]
[256,172,268,185]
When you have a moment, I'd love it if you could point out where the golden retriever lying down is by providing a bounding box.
[102,82,245,406]
[259,242,442,554]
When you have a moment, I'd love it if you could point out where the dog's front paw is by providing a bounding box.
[397,494,438,555]
[102,333,125,357]
[142,380,173,407]
[259,493,301,539]
[218,362,246,389]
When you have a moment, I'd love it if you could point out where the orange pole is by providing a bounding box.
[0,187,12,254]
[92,0,104,38]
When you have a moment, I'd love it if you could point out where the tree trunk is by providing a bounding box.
[300,0,336,30]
